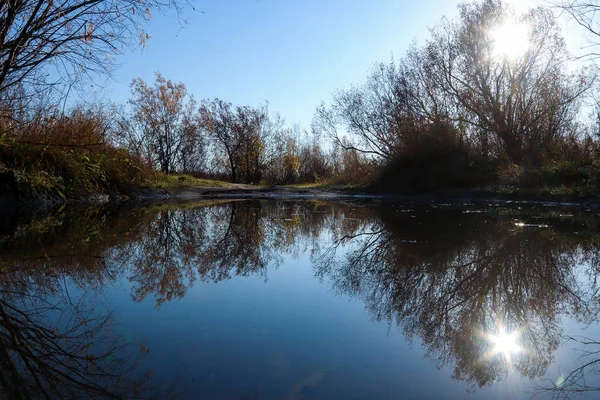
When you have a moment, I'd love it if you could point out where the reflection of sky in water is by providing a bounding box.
[3,200,600,399]
[98,209,600,398]
[107,251,474,399]
[109,257,598,399]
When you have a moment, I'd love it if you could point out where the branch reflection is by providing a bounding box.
[2,200,600,396]
[313,206,600,389]
[0,268,179,398]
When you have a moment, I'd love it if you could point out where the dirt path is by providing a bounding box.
[173,185,360,199]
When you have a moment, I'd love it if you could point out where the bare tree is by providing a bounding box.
[315,0,594,166]
[424,0,593,162]
[555,0,600,58]
[0,0,188,99]
[198,98,266,183]
[128,73,203,174]
[313,60,415,162]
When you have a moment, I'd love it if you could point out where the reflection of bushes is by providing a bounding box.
[0,259,179,398]
[4,199,600,392]
[0,200,363,307]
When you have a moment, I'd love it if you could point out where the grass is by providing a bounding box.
[483,183,600,199]
[488,161,600,199]
[0,107,234,202]
[281,180,367,192]
[146,174,233,190]
[0,137,150,199]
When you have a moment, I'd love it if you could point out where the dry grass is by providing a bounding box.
[147,174,233,189]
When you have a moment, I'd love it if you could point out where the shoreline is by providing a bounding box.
[3,184,600,211]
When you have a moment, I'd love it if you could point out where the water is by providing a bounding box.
[1,199,600,399]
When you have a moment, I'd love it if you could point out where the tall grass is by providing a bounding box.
[0,106,155,200]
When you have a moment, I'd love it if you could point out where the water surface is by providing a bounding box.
[1,199,600,399]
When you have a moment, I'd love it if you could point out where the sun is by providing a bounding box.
[489,20,530,60]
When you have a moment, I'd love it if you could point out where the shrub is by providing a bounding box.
[0,106,154,199]
[372,120,494,192]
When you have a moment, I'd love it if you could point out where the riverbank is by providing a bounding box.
[3,132,600,208]
[4,179,600,209]
[2,138,599,208]
[102,184,600,209]
[0,134,235,206]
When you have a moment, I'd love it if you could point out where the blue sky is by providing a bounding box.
[96,0,547,128]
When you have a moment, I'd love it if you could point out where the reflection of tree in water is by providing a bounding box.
[112,201,274,307]
[0,268,179,399]
[313,207,600,389]
[2,200,364,306]
[113,199,598,391]
[4,200,600,395]
[538,335,600,399]
[0,206,189,398]
[0,200,364,398]
[111,200,363,308]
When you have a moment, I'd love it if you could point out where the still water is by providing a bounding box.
[1,199,600,399]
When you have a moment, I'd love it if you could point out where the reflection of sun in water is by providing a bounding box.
[479,320,527,372]
[490,20,530,60]
[490,329,521,356]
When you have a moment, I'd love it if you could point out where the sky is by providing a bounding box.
[89,0,572,129]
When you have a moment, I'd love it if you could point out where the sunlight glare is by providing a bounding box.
[490,329,520,356]
[490,20,530,60]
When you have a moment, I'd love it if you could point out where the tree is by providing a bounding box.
[315,0,594,166]
[128,73,203,174]
[313,60,415,162]
[0,0,186,99]
[198,98,266,183]
[556,1,600,58]
[424,0,592,163]
[297,133,332,183]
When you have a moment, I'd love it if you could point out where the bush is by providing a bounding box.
[0,105,155,199]
[372,121,494,192]
[335,149,378,186]
[0,138,153,198]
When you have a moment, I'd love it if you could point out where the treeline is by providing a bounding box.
[314,0,600,193]
[111,0,600,193]
[3,0,600,198]
[0,73,368,196]
[115,73,350,185]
